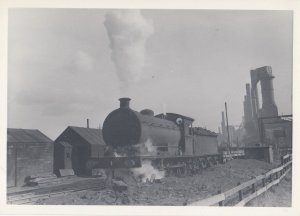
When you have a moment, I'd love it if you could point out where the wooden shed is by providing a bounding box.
[54,126,106,176]
[7,128,53,187]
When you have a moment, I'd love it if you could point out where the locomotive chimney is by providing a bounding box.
[119,98,131,109]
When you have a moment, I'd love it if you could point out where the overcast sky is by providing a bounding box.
[8,9,292,139]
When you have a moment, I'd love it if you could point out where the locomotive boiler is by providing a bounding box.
[102,98,181,153]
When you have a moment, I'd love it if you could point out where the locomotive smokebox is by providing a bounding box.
[119,98,131,109]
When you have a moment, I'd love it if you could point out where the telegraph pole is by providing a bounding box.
[225,102,231,150]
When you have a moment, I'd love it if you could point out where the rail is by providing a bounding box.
[189,154,292,206]
[7,178,106,204]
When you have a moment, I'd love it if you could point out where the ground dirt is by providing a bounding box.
[246,171,292,207]
[31,159,290,206]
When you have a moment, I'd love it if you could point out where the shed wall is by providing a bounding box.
[53,143,64,176]
[7,142,53,187]
[55,127,105,175]
[264,121,292,148]
[244,146,273,163]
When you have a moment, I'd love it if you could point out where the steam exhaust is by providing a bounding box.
[104,10,153,93]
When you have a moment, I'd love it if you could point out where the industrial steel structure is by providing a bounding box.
[242,66,292,156]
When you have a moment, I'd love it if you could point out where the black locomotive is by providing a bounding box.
[87,98,221,174]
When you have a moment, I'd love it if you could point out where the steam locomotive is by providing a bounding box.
[87,98,222,174]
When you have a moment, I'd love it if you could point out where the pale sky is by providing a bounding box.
[8,9,292,140]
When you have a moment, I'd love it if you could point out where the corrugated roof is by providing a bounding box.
[69,126,105,145]
[7,128,53,143]
[193,127,218,137]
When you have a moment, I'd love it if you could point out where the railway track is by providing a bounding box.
[7,178,106,205]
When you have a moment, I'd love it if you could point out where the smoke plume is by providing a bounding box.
[104,10,153,92]
[131,160,165,183]
[144,139,156,155]
[131,139,165,182]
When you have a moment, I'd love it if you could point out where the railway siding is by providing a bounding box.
[7,177,106,205]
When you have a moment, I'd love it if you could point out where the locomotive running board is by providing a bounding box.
[86,156,142,169]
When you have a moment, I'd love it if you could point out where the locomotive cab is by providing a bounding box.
[156,113,194,155]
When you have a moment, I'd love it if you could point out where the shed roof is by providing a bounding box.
[69,126,105,145]
[7,128,53,143]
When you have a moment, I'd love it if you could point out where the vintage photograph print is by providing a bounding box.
[6,8,292,207]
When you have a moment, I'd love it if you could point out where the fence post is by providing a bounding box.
[284,161,287,172]
[268,173,272,183]
[252,179,256,193]
[218,190,224,206]
[237,182,243,201]
[281,155,284,166]
[262,176,265,187]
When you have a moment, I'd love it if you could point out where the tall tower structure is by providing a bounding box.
[250,66,278,118]
[243,66,279,146]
